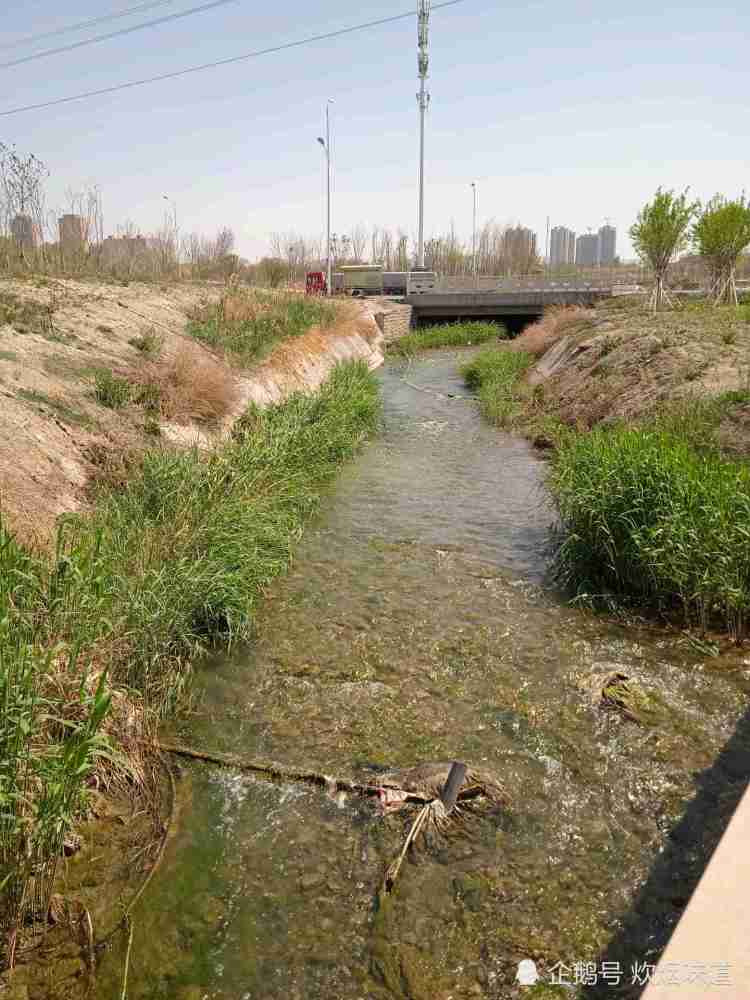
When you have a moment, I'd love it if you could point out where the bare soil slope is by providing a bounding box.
[0,278,384,542]
[0,277,227,541]
[519,298,750,451]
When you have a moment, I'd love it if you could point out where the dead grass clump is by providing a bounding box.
[513,306,596,357]
[143,344,238,424]
[84,441,144,495]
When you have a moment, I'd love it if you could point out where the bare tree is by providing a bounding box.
[349,223,368,261]
[0,143,49,269]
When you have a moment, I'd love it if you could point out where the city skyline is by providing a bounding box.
[4,1,746,261]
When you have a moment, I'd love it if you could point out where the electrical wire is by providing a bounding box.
[0,0,177,52]
[0,0,241,71]
[0,0,467,118]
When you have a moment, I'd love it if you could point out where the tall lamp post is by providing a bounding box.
[162,194,177,230]
[471,182,477,284]
[316,100,333,296]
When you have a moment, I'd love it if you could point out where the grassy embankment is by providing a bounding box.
[0,287,379,950]
[187,287,337,366]
[388,319,507,357]
[461,301,750,637]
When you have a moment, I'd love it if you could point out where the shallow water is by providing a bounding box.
[96,351,750,1000]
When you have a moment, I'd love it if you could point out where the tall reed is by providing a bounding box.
[549,425,750,636]
[0,360,380,949]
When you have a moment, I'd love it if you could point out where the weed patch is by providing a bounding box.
[549,423,750,636]
[188,290,336,367]
[460,348,534,426]
[129,329,163,356]
[389,320,506,357]
[93,368,132,409]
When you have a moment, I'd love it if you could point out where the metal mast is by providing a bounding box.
[416,0,431,270]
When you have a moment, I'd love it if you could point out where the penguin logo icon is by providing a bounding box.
[515,959,540,986]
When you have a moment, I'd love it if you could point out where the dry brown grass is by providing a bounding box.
[141,343,238,424]
[513,305,596,357]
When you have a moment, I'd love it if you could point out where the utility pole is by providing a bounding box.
[471,182,477,284]
[545,215,550,276]
[416,0,431,270]
[317,99,333,296]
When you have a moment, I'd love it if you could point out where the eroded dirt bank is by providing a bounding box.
[0,277,386,540]
[514,298,750,453]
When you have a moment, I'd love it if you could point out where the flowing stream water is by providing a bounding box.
[95,350,750,1000]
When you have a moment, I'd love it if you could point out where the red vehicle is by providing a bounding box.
[305,271,327,296]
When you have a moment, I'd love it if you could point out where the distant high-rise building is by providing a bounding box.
[58,214,85,252]
[503,226,537,271]
[549,226,576,267]
[101,234,148,265]
[575,233,599,267]
[10,214,36,250]
[598,224,617,265]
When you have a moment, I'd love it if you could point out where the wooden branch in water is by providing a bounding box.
[154,741,382,799]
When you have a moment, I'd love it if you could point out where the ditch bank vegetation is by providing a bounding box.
[0,277,384,983]
[464,298,750,638]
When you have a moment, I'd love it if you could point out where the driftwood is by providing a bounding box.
[155,746,494,896]
[381,761,467,895]
[155,741,383,799]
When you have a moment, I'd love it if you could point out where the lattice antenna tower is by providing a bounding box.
[416,0,431,269]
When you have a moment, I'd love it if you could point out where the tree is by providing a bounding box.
[0,143,49,268]
[349,223,368,262]
[692,195,750,306]
[629,188,698,311]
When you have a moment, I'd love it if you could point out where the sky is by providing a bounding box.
[1,0,747,261]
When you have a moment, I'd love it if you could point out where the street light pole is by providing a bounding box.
[471,182,477,285]
[317,101,333,296]
[163,194,177,231]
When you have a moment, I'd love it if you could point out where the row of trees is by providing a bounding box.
[630,189,750,310]
[0,142,240,280]
[264,220,542,283]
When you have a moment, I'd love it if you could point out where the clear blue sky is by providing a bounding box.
[2,0,747,260]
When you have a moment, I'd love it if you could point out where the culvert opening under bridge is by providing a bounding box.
[413,312,541,335]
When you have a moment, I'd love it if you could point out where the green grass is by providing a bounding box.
[93,368,132,409]
[389,320,507,357]
[460,347,534,426]
[549,423,750,636]
[188,291,337,367]
[0,360,379,937]
[16,387,92,427]
[0,525,115,939]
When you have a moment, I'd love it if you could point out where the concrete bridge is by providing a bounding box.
[404,284,620,321]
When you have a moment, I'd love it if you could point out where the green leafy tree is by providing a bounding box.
[692,194,750,306]
[629,188,698,310]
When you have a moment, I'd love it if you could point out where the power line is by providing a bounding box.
[0,0,241,71]
[0,0,178,53]
[0,0,467,118]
